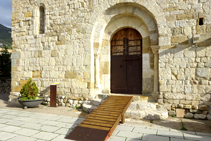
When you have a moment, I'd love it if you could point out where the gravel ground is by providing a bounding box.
[1,93,211,134]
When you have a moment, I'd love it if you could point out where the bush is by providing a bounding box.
[20,78,39,100]
[0,44,11,77]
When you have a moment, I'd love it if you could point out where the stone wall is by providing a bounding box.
[0,78,11,94]
[11,0,211,113]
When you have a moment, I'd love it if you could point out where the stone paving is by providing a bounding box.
[0,108,211,141]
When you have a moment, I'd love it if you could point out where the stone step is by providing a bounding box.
[128,101,158,110]
[82,104,98,113]
[125,109,168,120]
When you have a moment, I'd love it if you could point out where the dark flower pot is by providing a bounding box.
[18,98,44,108]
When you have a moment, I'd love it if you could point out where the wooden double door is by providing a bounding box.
[111,28,142,94]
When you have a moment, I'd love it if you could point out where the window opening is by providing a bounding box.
[39,6,45,34]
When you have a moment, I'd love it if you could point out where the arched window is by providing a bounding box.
[39,6,45,34]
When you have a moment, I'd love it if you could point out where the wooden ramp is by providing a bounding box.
[65,95,133,141]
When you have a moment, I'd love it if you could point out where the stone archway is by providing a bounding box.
[91,3,162,99]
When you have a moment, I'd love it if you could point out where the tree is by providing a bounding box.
[0,44,11,77]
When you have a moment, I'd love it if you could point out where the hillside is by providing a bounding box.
[0,24,12,47]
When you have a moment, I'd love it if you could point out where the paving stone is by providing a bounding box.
[56,117,77,123]
[170,138,187,141]
[115,125,134,131]
[117,131,143,139]
[0,115,17,119]
[126,138,143,141]
[183,133,211,140]
[157,130,184,139]
[0,123,6,128]
[39,120,61,126]
[32,132,59,140]
[51,135,75,141]
[21,123,42,130]
[0,118,13,124]
[0,125,21,133]
[196,132,211,137]
[132,127,157,135]
[14,128,40,136]
[142,134,169,141]
[111,129,120,136]
[55,122,76,128]
[40,125,61,132]
[7,135,36,141]
[5,120,26,126]
[54,127,72,135]
[107,136,127,141]
[0,132,16,140]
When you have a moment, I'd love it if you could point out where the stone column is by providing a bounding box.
[151,46,159,101]
[94,54,101,93]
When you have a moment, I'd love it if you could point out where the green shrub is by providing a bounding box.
[19,78,39,100]
[0,44,11,77]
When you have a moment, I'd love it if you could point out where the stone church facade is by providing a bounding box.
[10,0,211,109]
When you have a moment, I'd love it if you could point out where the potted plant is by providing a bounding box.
[18,78,43,108]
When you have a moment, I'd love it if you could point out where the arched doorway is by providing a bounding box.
[111,28,142,94]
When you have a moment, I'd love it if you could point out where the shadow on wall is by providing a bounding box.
[159,37,211,57]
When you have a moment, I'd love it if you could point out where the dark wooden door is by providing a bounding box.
[111,28,142,94]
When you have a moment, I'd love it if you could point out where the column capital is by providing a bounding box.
[151,45,159,54]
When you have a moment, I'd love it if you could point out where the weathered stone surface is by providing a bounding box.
[194,114,207,119]
[131,110,141,119]
[20,80,27,86]
[137,102,156,110]
[65,71,78,79]
[128,102,138,110]
[163,93,185,100]
[176,109,185,117]
[168,110,176,116]
[207,114,211,120]
[32,71,41,78]
[184,105,192,109]
[24,12,32,18]
[185,113,193,118]
[200,94,211,102]
[51,50,58,57]
[196,68,210,79]
[163,103,171,111]
[199,105,208,111]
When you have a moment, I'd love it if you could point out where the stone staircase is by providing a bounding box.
[82,94,168,120]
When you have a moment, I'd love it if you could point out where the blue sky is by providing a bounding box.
[0,0,12,28]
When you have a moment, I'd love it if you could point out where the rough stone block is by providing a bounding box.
[20,80,28,86]
[32,71,41,78]
[163,104,171,111]
[65,71,77,79]
[207,114,211,120]
[194,114,206,119]
[24,12,32,18]
[164,93,185,100]
[190,109,199,113]
[128,102,138,110]
[184,105,192,109]
[51,50,58,57]
[168,110,176,116]
[199,105,208,111]
[185,113,193,118]
[131,110,141,119]
[176,109,185,117]
[15,86,22,92]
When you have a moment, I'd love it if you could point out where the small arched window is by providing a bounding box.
[39,6,45,34]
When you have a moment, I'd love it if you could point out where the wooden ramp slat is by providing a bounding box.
[65,95,133,141]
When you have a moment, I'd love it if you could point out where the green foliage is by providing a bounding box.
[20,78,39,100]
[0,24,12,46]
[0,44,11,77]
[180,120,188,131]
